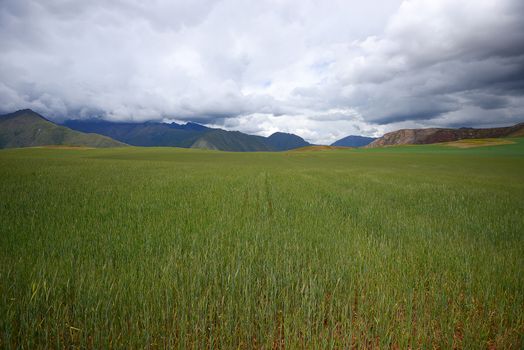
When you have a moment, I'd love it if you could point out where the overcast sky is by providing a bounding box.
[1,0,523,144]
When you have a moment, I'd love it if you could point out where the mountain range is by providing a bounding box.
[0,109,312,151]
[2,109,522,151]
[64,119,311,151]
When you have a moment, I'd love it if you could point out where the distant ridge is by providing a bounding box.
[0,109,126,149]
[191,130,272,151]
[64,119,312,151]
[367,123,524,148]
[64,119,209,148]
[331,135,376,147]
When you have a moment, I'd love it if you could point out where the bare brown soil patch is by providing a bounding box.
[291,145,352,151]
[33,145,96,150]
[443,138,515,148]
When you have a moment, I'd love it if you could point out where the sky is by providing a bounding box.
[1,0,523,144]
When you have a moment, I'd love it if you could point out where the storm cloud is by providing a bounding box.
[1,0,523,144]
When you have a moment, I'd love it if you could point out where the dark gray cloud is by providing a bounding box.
[335,0,524,128]
[0,0,523,144]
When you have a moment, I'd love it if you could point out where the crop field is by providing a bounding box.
[1,139,523,349]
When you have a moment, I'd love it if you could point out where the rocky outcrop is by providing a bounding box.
[367,123,524,148]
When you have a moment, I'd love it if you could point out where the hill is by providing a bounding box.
[191,130,272,151]
[368,122,524,147]
[0,109,126,149]
[64,118,310,151]
[331,135,376,147]
[265,132,310,150]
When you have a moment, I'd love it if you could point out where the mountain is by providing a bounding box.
[367,123,524,148]
[191,131,311,151]
[191,130,272,151]
[331,135,376,147]
[265,132,310,151]
[63,119,209,147]
[0,109,126,149]
[64,119,311,151]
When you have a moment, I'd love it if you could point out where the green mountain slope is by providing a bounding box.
[191,130,272,151]
[0,109,126,148]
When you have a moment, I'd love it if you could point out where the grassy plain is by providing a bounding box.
[1,139,523,348]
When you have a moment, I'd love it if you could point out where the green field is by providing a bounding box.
[1,139,523,348]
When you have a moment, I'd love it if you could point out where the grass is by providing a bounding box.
[1,139,523,348]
